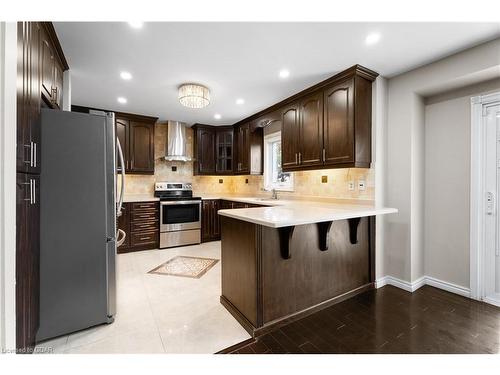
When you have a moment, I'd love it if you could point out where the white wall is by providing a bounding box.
[0,22,17,352]
[384,38,500,284]
[424,79,500,288]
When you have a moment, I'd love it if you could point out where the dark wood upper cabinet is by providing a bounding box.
[323,78,355,166]
[115,118,128,173]
[235,123,263,175]
[278,65,377,172]
[39,23,68,109]
[193,125,216,175]
[129,121,155,173]
[114,113,157,175]
[235,123,250,174]
[281,103,300,169]
[299,91,323,167]
[215,126,234,174]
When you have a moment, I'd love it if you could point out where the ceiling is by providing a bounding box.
[54,22,500,125]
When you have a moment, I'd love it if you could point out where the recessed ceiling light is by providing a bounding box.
[279,69,290,79]
[128,22,144,29]
[120,71,132,80]
[236,98,245,105]
[117,97,127,104]
[365,33,381,46]
[214,113,222,120]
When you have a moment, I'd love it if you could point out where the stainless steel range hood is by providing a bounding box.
[165,121,191,161]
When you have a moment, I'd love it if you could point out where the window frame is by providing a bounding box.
[263,131,294,192]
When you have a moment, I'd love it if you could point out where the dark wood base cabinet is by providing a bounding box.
[220,216,375,337]
[117,201,159,253]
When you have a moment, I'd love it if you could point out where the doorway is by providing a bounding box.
[471,92,500,307]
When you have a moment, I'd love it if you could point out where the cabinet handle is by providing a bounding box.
[32,179,36,204]
[295,153,298,165]
[322,148,325,162]
[33,142,37,168]
[23,143,33,166]
[298,152,302,164]
[21,181,32,203]
[139,237,151,241]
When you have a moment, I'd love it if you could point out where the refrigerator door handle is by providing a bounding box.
[116,138,125,217]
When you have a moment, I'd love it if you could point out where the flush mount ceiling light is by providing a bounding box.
[214,113,221,120]
[178,84,211,109]
[235,98,245,105]
[279,69,290,79]
[120,71,132,80]
[365,32,381,46]
[117,97,127,104]
[128,22,144,29]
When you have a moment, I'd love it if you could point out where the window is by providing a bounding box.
[264,132,294,191]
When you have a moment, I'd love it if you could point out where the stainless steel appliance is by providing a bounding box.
[154,182,201,248]
[37,109,125,341]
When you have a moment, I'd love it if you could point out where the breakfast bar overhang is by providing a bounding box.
[218,203,397,336]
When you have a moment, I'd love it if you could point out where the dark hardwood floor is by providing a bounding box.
[219,285,500,354]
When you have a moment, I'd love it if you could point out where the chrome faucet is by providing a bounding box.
[271,188,278,200]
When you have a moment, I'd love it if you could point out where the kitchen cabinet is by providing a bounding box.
[279,66,377,172]
[114,113,157,175]
[202,199,220,242]
[235,123,263,175]
[39,23,67,109]
[281,103,300,169]
[298,90,323,167]
[193,125,216,175]
[16,173,40,352]
[215,126,234,174]
[129,120,155,173]
[117,201,159,253]
[323,78,355,166]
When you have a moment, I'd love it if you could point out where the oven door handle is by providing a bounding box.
[160,200,202,206]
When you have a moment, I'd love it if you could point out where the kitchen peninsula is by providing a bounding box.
[218,201,397,336]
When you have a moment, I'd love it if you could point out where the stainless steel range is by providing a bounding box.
[154,182,202,248]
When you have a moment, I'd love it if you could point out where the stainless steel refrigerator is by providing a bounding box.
[37,109,125,341]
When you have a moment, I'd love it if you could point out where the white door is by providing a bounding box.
[484,104,500,305]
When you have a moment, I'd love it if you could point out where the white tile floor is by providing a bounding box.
[35,241,251,354]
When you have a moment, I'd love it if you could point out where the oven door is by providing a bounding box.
[160,201,201,232]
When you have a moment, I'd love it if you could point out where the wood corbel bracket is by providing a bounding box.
[348,217,361,244]
[278,226,295,259]
[316,221,333,251]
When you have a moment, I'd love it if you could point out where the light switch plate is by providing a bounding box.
[358,180,366,191]
[321,176,328,183]
[348,181,355,191]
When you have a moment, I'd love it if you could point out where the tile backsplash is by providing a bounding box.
[122,124,375,201]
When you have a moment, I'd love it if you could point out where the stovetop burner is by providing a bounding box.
[154,182,199,201]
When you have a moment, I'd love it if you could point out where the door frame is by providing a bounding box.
[0,22,18,351]
[470,91,500,303]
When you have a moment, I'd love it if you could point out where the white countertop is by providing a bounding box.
[122,194,160,203]
[217,200,397,228]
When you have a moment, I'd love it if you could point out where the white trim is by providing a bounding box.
[483,296,500,308]
[376,275,471,297]
[469,92,500,302]
[0,22,17,352]
[263,131,294,192]
[424,276,471,298]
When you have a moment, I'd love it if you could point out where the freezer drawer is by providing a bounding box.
[160,229,201,248]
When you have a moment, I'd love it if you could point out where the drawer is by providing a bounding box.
[131,231,158,247]
[131,201,158,212]
[131,221,158,232]
[131,211,159,222]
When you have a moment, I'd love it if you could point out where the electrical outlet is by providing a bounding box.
[219,179,223,184]
[348,181,355,191]
[321,175,328,183]
[358,180,366,191]
[245,178,249,184]
[171,166,177,172]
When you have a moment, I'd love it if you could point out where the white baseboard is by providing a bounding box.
[376,275,471,297]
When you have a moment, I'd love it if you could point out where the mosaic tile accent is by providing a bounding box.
[148,256,219,279]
